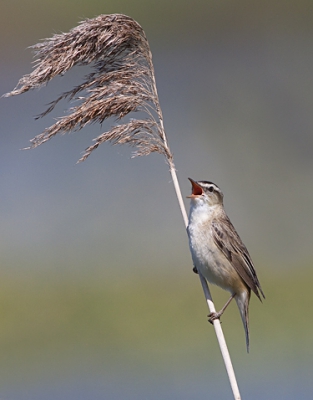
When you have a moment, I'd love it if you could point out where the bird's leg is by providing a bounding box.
[208,293,236,324]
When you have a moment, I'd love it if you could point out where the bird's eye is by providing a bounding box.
[208,186,214,192]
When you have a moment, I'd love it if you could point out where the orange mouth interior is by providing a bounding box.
[188,178,203,197]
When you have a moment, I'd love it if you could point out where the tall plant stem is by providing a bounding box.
[168,162,241,400]
[156,70,242,400]
[4,14,242,399]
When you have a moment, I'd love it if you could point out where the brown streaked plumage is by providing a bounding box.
[187,178,265,352]
[211,214,264,301]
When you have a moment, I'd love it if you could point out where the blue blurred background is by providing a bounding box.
[1,1,313,399]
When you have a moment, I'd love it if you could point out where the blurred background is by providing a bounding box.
[1,0,313,399]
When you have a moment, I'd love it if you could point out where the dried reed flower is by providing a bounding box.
[4,14,172,164]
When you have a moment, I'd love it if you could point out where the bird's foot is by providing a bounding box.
[208,311,222,325]
[192,266,198,274]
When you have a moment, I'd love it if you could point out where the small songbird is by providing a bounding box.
[187,178,265,352]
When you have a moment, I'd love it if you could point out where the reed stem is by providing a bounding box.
[4,14,242,399]
[169,162,241,400]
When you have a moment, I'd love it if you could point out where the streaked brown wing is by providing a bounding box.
[211,213,265,300]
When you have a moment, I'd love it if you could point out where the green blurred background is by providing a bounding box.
[1,0,313,399]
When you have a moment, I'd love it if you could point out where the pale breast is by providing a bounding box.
[187,220,243,294]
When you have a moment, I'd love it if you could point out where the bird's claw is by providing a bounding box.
[208,312,222,325]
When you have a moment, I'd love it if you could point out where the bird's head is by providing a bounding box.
[187,178,224,207]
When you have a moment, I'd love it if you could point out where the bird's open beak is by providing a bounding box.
[187,178,203,198]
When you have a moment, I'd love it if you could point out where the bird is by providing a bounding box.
[187,178,265,352]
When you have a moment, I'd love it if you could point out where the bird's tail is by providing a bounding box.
[235,290,251,353]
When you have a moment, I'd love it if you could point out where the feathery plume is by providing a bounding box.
[4,14,172,163]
